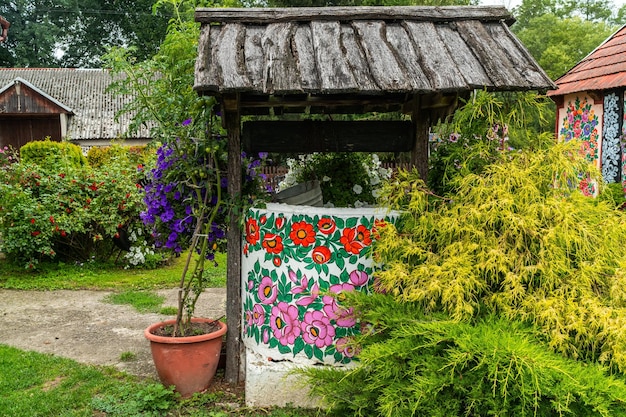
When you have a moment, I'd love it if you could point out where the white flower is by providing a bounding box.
[354,200,364,208]
[353,184,363,194]
[322,175,331,182]
[370,176,380,186]
[372,188,381,198]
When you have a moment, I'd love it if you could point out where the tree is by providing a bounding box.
[514,14,614,79]
[0,0,169,68]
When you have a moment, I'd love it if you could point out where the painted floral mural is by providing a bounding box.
[559,96,600,196]
[559,96,600,163]
[242,204,394,365]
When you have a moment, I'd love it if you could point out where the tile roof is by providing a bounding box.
[548,25,626,97]
[0,68,152,141]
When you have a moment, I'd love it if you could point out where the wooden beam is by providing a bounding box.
[242,120,414,153]
[195,6,514,25]
[224,104,243,384]
[411,97,430,180]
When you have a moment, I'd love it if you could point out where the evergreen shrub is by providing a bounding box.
[20,138,86,168]
[303,142,626,416]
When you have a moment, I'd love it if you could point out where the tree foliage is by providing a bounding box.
[0,0,169,68]
[376,143,626,371]
[511,0,617,80]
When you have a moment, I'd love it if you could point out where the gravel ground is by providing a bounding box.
[0,288,227,379]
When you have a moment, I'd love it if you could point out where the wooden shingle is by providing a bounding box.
[194,6,555,115]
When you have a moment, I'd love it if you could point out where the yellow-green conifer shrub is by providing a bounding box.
[375,141,626,371]
[20,138,86,168]
[87,144,149,169]
[303,142,626,416]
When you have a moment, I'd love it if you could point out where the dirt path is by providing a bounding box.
[0,288,227,379]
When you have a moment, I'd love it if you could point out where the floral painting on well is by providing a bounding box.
[242,205,392,365]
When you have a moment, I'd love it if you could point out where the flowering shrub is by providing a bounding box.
[137,115,269,334]
[140,121,269,258]
[0,145,18,167]
[278,153,391,208]
[0,143,149,268]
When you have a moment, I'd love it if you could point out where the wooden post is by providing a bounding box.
[224,98,242,384]
[411,97,430,181]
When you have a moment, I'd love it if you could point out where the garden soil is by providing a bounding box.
[0,288,227,379]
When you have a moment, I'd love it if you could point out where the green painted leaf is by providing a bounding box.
[293,337,305,356]
[304,343,314,359]
[278,343,291,355]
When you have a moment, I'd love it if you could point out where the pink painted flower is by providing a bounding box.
[349,270,369,287]
[263,328,270,344]
[336,337,361,358]
[252,303,265,326]
[301,310,335,348]
[291,273,309,295]
[258,276,278,304]
[323,283,356,328]
[245,310,254,328]
[295,283,320,306]
[270,302,301,346]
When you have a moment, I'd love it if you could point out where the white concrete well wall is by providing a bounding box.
[241,202,397,407]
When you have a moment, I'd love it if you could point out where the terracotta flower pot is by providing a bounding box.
[144,318,227,397]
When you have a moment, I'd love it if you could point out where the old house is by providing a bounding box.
[0,68,151,152]
[548,25,626,191]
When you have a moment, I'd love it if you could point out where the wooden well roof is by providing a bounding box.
[194,6,555,115]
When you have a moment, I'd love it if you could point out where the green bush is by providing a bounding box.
[0,150,150,268]
[302,142,626,415]
[87,144,151,169]
[305,294,626,417]
[20,138,86,168]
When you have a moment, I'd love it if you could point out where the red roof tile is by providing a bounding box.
[549,25,626,97]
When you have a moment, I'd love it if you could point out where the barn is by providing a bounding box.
[0,68,151,152]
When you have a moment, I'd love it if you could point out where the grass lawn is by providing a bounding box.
[0,251,227,290]
[0,254,328,417]
[0,344,322,417]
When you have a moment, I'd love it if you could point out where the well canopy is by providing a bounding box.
[194,6,555,116]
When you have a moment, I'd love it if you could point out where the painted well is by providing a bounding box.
[241,202,396,406]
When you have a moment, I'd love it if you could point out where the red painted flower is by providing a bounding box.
[312,246,332,264]
[340,225,372,255]
[246,218,260,245]
[317,217,336,235]
[273,256,282,267]
[275,216,285,230]
[260,215,267,224]
[289,221,316,247]
[262,233,283,254]
[372,219,387,239]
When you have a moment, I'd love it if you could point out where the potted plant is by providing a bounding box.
[103,0,269,395]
